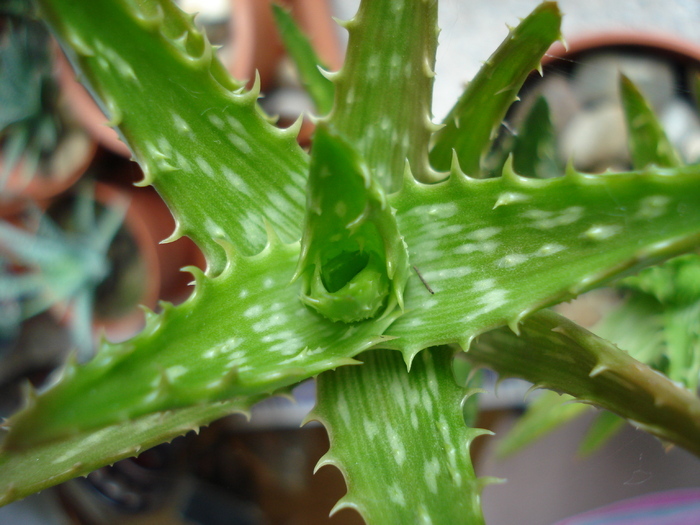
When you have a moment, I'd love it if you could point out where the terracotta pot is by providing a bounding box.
[0,108,97,218]
[46,182,201,344]
[509,32,700,173]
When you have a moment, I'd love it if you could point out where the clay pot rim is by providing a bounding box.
[545,31,700,67]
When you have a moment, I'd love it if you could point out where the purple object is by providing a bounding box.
[553,488,700,525]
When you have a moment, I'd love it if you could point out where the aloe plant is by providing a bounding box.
[497,72,700,458]
[0,182,126,359]
[0,1,63,189]
[2,1,700,522]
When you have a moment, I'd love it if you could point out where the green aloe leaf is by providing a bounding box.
[511,96,560,179]
[495,390,590,458]
[578,410,626,457]
[429,2,562,176]
[0,399,254,505]
[295,124,409,323]
[312,347,489,524]
[1,233,398,452]
[38,0,310,274]
[468,310,700,456]
[386,163,700,360]
[328,0,439,190]
[272,4,335,115]
[620,74,682,170]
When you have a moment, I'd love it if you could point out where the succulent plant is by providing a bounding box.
[1,1,700,523]
[0,2,63,190]
[0,182,126,359]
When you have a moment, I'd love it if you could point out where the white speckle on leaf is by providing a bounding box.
[583,225,622,241]
[424,457,441,494]
[529,206,584,229]
[334,201,347,217]
[472,278,496,292]
[455,240,499,255]
[166,365,187,381]
[636,195,671,219]
[196,157,215,178]
[208,114,225,129]
[389,483,406,506]
[387,424,406,466]
[535,243,566,256]
[228,132,253,154]
[226,114,246,134]
[337,391,351,426]
[494,192,529,208]
[243,305,263,318]
[172,114,190,133]
[252,314,288,333]
[496,253,529,268]
[364,419,379,439]
[468,227,501,241]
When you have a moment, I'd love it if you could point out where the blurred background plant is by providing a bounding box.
[0,183,126,360]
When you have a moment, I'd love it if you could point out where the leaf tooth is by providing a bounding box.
[50,348,80,382]
[422,54,436,79]
[134,164,155,187]
[18,381,38,412]
[333,16,357,31]
[329,496,361,518]
[425,117,445,134]
[314,451,341,475]
[589,362,611,378]
[465,427,494,448]
[301,405,322,427]
[457,334,475,353]
[477,475,507,491]
[230,70,261,105]
[159,221,184,245]
[126,0,164,29]
[318,67,341,82]
[181,264,206,291]
[278,113,305,142]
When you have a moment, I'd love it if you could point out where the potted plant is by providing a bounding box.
[0,2,95,216]
[1,1,700,523]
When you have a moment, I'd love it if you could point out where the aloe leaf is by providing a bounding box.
[272,4,335,115]
[615,254,700,390]
[312,347,489,524]
[0,399,254,506]
[495,390,590,458]
[663,301,700,392]
[37,0,310,273]
[295,124,409,323]
[468,310,700,457]
[511,96,560,179]
[620,74,682,170]
[577,410,626,457]
[592,293,667,366]
[386,163,700,360]
[2,235,397,450]
[328,0,438,190]
[429,2,562,175]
